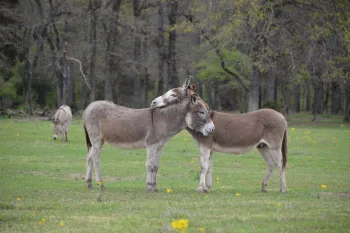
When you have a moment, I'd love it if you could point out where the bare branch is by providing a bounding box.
[182,12,249,92]
[67,56,91,90]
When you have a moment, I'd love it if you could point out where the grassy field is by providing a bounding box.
[0,114,349,233]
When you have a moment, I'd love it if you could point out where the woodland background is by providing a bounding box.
[0,0,350,120]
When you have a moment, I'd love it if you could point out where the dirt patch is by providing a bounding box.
[65,173,122,182]
[318,192,350,198]
[18,170,46,176]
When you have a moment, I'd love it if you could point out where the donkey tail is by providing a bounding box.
[84,124,92,151]
[281,129,288,171]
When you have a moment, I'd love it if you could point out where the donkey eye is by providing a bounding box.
[198,111,205,115]
[171,94,176,97]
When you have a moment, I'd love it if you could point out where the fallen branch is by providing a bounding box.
[66,56,91,89]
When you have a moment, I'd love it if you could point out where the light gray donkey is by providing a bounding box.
[151,84,288,193]
[82,76,215,192]
[53,105,72,141]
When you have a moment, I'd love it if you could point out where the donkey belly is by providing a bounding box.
[212,143,255,154]
[107,139,146,149]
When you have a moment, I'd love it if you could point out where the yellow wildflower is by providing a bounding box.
[17,197,22,201]
[60,221,65,227]
[171,219,189,232]
[16,133,20,137]
[340,124,344,128]
[184,138,188,141]
[166,188,173,193]
[97,181,103,186]
[277,203,281,207]
[291,128,295,132]
[38,218,46,225]
[236,193,241,197]
[199,227,205,231]
[321,184,327,189]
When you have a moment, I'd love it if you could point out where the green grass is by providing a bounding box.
[0,115,349,233]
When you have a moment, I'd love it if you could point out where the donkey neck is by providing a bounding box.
[151,98,190,134]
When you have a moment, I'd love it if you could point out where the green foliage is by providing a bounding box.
[295,66,311,83]
[262,100,282,111]
[195,48,251,84]
[0,61,24,104]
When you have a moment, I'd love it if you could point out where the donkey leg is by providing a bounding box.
[152,146,164,192]
[197,146,211,193]
[205,152,213,190]
[85,149,94,189]
[146,143,163,193]
[258,148,276,192]
[273,149,286,192]
[65,124,69,141]
[91,145,104,188]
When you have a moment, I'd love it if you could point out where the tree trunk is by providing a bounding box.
[264,70,275,106]
[144,70,149,107]
[61,56,70,105]
[194,77,203,97]
[248,65,260,112]
[167,0,179,89]
[294,84,301,113]
[142,32,150,107]
[305,82,311,112]
[132,0,142,108]
[104,0,122,102]
[88,0,99,103]
[324,83,330,112]
[331,81,341,114]
[156,0,165,96]
[80,50,89,108]
[205,81,214,109]
[313,78,324,114]
[344,79,350,121]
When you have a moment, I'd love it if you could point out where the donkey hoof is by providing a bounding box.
[88,185,94,190]
[280,189,285,193]
[196,186,204,193]
[197,185,209,193]
[147,186,157,193]
[261,189,267,193]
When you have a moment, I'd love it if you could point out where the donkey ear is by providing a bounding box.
[182,75,193,89]
[190,84,196,92]
[191,94,198,104]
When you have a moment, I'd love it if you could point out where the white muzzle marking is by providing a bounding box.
[201,121,215,136]
[151,96,165,108]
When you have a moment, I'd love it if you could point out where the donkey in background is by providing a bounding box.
[52,105,72,141]
[82,76,214,192]
[151,84,288,193]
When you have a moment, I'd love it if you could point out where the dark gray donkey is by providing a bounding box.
[82,76,214,192]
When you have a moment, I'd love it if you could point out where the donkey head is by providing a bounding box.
[151,75,214,136]
[151,75,193,108]
[52,117,60,140]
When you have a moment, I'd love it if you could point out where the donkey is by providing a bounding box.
[53,105,72,141]
[151,85,288,193]
[82,76,214,192]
